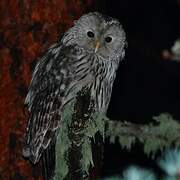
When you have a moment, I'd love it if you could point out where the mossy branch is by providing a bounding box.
[106,113,180,156]
[53,88,180,180]
[54,88,104,180]
[66,88,94,180]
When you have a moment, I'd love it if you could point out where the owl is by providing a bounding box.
[23,12,126,179]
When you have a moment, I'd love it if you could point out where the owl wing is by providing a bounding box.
[23,43,73,164]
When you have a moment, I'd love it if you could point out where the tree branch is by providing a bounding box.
[66,88,94,180]
[106,113,180,155]
[54,88,104,180]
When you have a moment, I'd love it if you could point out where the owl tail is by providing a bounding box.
[42,141,56,180]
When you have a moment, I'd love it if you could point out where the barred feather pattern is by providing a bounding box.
[23,12,126,170]
[23,42,120,163]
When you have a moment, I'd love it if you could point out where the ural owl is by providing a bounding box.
[23,12,126,179]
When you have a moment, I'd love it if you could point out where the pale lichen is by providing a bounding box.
[106,113,180,156]
[54,100,75,180]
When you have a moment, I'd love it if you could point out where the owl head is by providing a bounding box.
[62,12,126,61]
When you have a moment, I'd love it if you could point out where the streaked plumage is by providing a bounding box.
[23,12,126,179]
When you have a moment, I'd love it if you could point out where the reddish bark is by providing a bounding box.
[0,1,94,179]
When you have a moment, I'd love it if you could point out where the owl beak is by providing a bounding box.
[95,41,100,53]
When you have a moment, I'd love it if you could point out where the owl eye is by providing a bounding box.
[87,31,94,38]
[105,36,112,43]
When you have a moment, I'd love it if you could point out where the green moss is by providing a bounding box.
[80,112,106,175]
[106,113,180,156]
[142,114,180,155]
[106,121,136,150]
[54,100,75,180]
[80,139,94,175]
[86,112,106,139]
[54,94,106,179]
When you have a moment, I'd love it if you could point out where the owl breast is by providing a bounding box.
[64,47,117,113]
[89,55,117,113]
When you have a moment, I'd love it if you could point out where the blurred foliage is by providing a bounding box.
[171,39,180,56]
[102,149,180,179]
[158,149,180,178]
[121,166,156,180]
[171,38,180,61]
[101,166,156,180]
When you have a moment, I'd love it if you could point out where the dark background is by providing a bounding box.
[100,0,180,177]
